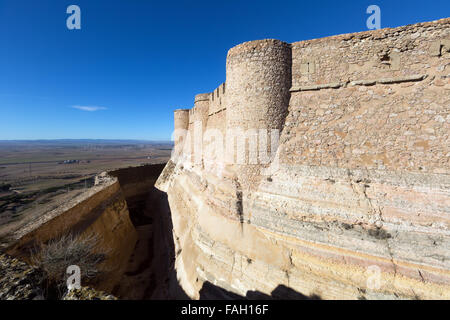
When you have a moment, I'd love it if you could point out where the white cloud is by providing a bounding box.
[72,105,107,112]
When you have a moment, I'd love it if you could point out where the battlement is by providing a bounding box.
[174,109,190,128]
[173,17,450,174]
[164,18,450,301]
[189,93,210,125]
[208,83,226,115]
[227,39,291,58]
[195,93,210,103]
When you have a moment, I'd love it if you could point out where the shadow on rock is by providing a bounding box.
[199,281,321,300]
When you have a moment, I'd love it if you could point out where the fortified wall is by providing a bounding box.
[158,18,450,299]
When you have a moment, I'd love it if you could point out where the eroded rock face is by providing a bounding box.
[110,164,178,299]
[157,18,450,300]
[157,159,450,300]
[0,254,44,300]
[4,173,138,294]
[0,253,119,300]
[63,287,117,300]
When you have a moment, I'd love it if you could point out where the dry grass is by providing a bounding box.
[31,233,109,298]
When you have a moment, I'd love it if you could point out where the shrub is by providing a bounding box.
[31,233,109,299]
[0,183,11,191]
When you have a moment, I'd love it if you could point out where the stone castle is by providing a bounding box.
[1,18,449,300]
[157,18,450,299]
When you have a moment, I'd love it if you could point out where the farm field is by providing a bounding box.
[0,140,172,242]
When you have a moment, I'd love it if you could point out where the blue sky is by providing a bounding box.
[0,0,448,140]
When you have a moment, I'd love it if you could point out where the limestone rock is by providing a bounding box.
[0,254,44,300]
[158,18,450,300]
[63,287,117,300]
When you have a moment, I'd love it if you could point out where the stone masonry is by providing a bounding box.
[159,18,450,300]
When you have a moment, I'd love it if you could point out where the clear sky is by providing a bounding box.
[0,0,448,140]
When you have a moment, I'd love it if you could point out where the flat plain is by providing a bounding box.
[0,140,172,242]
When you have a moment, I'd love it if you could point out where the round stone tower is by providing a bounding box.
[225,39,292,172]
[174,108,190,131]
[190,94,210,165]
[173,109,190,158]
[225,39,292,131]
[193,93,210,130]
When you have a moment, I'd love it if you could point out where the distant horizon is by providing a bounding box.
[1,0,449,140]
[0,138,173,143]
[0,138,173,141]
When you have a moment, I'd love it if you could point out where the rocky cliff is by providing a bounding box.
[0,164,178,300]
[0,253,44,299]
[156,18,450,300]
[4,173,138,293]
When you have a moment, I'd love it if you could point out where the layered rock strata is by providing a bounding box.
[157,18,450,300]
[4,173,137,293]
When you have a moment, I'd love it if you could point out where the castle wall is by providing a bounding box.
[163,18,450,300]
[286,18,450,173]
[225,39,292,131]
[173,109,190,157]
[186,94,211,166]
[208,83,226,116]
[174,109,190,131]
[218,40,292,187]
[173,19,450,172]
[291,19,449,89]
[203,109,227,171]
[193,93,210,128]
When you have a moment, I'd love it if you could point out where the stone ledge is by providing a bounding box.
[350,74,428,86]
[208,107,227,116]
[349,80,377,86]
[291,74,428,92]
[376,74,428,84]
[290,82,343,92]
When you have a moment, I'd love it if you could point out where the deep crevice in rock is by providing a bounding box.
[109,164,188,299]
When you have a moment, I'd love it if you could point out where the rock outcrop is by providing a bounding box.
[0,253,44,300]
[109,164,180,299]
[156,18,450,300]
[3,173,138,293]
[63,287,117,300]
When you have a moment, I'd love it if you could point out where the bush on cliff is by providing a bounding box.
[31,233,109,299]
[0,183,11,191]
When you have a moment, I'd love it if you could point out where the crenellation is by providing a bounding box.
[174,109,190,130]
[174,17,449,177]
[161,18,450,300]
[195,93,211,102]
[193,93,210,135]
[292,20,450,88]
[177,18,449,139]
[173,109,190,155]
[208,83,227,115]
